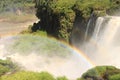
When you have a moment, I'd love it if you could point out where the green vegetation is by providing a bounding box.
[0,71,55,80]
[0,59,18,76]
[1,0,119,41]
[109,73,120,80]
[32,30,47,36]
[56,76,68,80]
[74,0,111,18]
[33,0,76,42]
[0,71,69,80]
[21,25,47,37]
[74,0,120,17]
[31,0,120,42]
[8,34,71,57]
[0,0,34,13]
[0,0,120,80]
[0,59,69,80]
[0,63,120,80]
[78,66,120,80]
[0,0,36,23]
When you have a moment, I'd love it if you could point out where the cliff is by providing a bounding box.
[32,0,120,42]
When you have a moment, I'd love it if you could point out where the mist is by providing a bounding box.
[0,35,93,79]
[74,15,120,69]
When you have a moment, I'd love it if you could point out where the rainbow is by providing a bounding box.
[0,34,95,66]
[0,34,95,75]
[49,36,95,67]
[72,46,95,66]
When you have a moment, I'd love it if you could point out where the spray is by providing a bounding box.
[0,35,93,79]
[81,16,120,68]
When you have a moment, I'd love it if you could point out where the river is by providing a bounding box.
[0,16,38,37]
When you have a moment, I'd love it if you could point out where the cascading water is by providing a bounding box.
[82,15,120,68]
[84,13,95,40]
[92,17,104,40]
[84,16,92,40]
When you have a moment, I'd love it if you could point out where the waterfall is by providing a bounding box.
[92,17,104,40]
[92,16,120,46]
[84,18,92,40]
[100,16,120,46]
[82,15,120,68]
[84,13,94,40]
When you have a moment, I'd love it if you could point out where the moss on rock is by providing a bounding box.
[32,0,120,42]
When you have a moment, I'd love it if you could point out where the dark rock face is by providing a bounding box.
[32,0,120,42]
[70,12,97,46]
[33,0,76,41]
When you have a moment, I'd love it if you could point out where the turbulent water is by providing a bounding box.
[0,13,120,79]
[0,35,93,79]
[82,16,120,68]
[0,14,93,79]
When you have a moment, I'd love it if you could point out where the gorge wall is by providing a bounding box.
[32,0,120,42]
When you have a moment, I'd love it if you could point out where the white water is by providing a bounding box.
[83,16,120,68]
[0,35,93,79]
[84,18,92,40]
[92,17,104,40]
[0,14,120,79]
[84,13,94,40]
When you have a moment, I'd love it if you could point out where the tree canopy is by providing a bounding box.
[0,0,34,13]
[32,0,120,42]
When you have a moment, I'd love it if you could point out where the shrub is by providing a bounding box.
[33,0,120,42]
[109,74,120,80]
[0,71,55,80]
[79,66,120,80]
[56,76,68,80]
[0,59,18,76]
